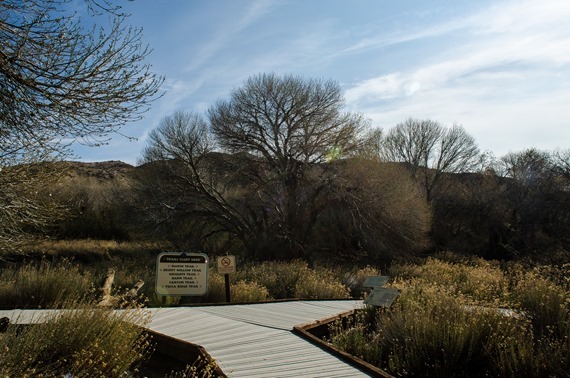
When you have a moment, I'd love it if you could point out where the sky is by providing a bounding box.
[71,0,570,165]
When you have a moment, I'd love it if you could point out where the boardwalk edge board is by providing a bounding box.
[293,310,394,378]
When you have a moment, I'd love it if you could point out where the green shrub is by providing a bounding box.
[0,302,152,377]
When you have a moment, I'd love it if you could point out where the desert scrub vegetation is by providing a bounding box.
[234,260,350,300]
[0,250,356,309]
[0,256,156,310]
[0,259,94,308]
[14,239,166,262]
[330,255,569,377]
[0,301,152,377]
[340,265,382,298]
[178,261,350,305]
[1,240,165,308]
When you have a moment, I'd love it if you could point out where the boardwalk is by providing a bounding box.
[1,300,372,377]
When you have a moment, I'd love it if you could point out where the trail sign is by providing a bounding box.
[362,275,399,308]
[364,287,400,308]
[156,252,209,296]
[217,255,236,274]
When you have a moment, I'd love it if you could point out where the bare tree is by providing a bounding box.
[0,0,163,251]
[0,0,163,161]
[552,148,570,183]
[209,73,366,175]
[357,126,383,159]
[492,148,569,257]
[208,73,368,258]
[499,148,552,183]
[381,118,480,200]
[141,74,371,260]
[312,158,431,263]
[0,162,66,251]
[138,111,256,250]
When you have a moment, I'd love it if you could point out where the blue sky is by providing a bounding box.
[72,0,570,164]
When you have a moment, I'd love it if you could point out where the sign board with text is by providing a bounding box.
[364,287,400,308]
[156,252,209,296]
[217,255,236,274]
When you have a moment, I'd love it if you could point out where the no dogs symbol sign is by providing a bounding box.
[217,255,236,274]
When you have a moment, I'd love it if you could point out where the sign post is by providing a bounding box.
[156,252,209,296]
[217,255,236,303]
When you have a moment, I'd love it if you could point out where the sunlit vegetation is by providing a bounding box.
[329,254,570,377]
[0,300,152,377]
[2,248,567,376]
[0,251,368,309]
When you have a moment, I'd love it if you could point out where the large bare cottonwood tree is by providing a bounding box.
[141,74,371,260]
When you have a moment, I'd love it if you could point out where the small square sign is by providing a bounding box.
[217,255,236,274]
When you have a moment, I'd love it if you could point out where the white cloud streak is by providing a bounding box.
[184,0,278,73]
[344,0,570,155]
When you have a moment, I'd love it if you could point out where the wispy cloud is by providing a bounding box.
[348,1,570,95]
[72,0,570,162]
[238,0,276,29]
[337,18,467,57]
[184,0,279,73]
[341,0,570,155]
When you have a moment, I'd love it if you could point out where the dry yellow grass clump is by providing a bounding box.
[330,254,569,377]
[0,301,152,377]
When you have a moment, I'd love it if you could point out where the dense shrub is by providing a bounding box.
[331,256,570,377]
[230,280,271,302]
[237,260,309,299]
[0,302,152,377]
[294,268,350,299]
[390,255,509,305]
[341,265,382,298]
[51,174,134,241]
[237,260,350,300]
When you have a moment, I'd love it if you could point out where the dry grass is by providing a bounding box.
[0,259,94,308]
[235,260,350,300]
[330,254,570,377]
[0,301,152,377]
[1,244,354,309]
[17,239,166,259]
